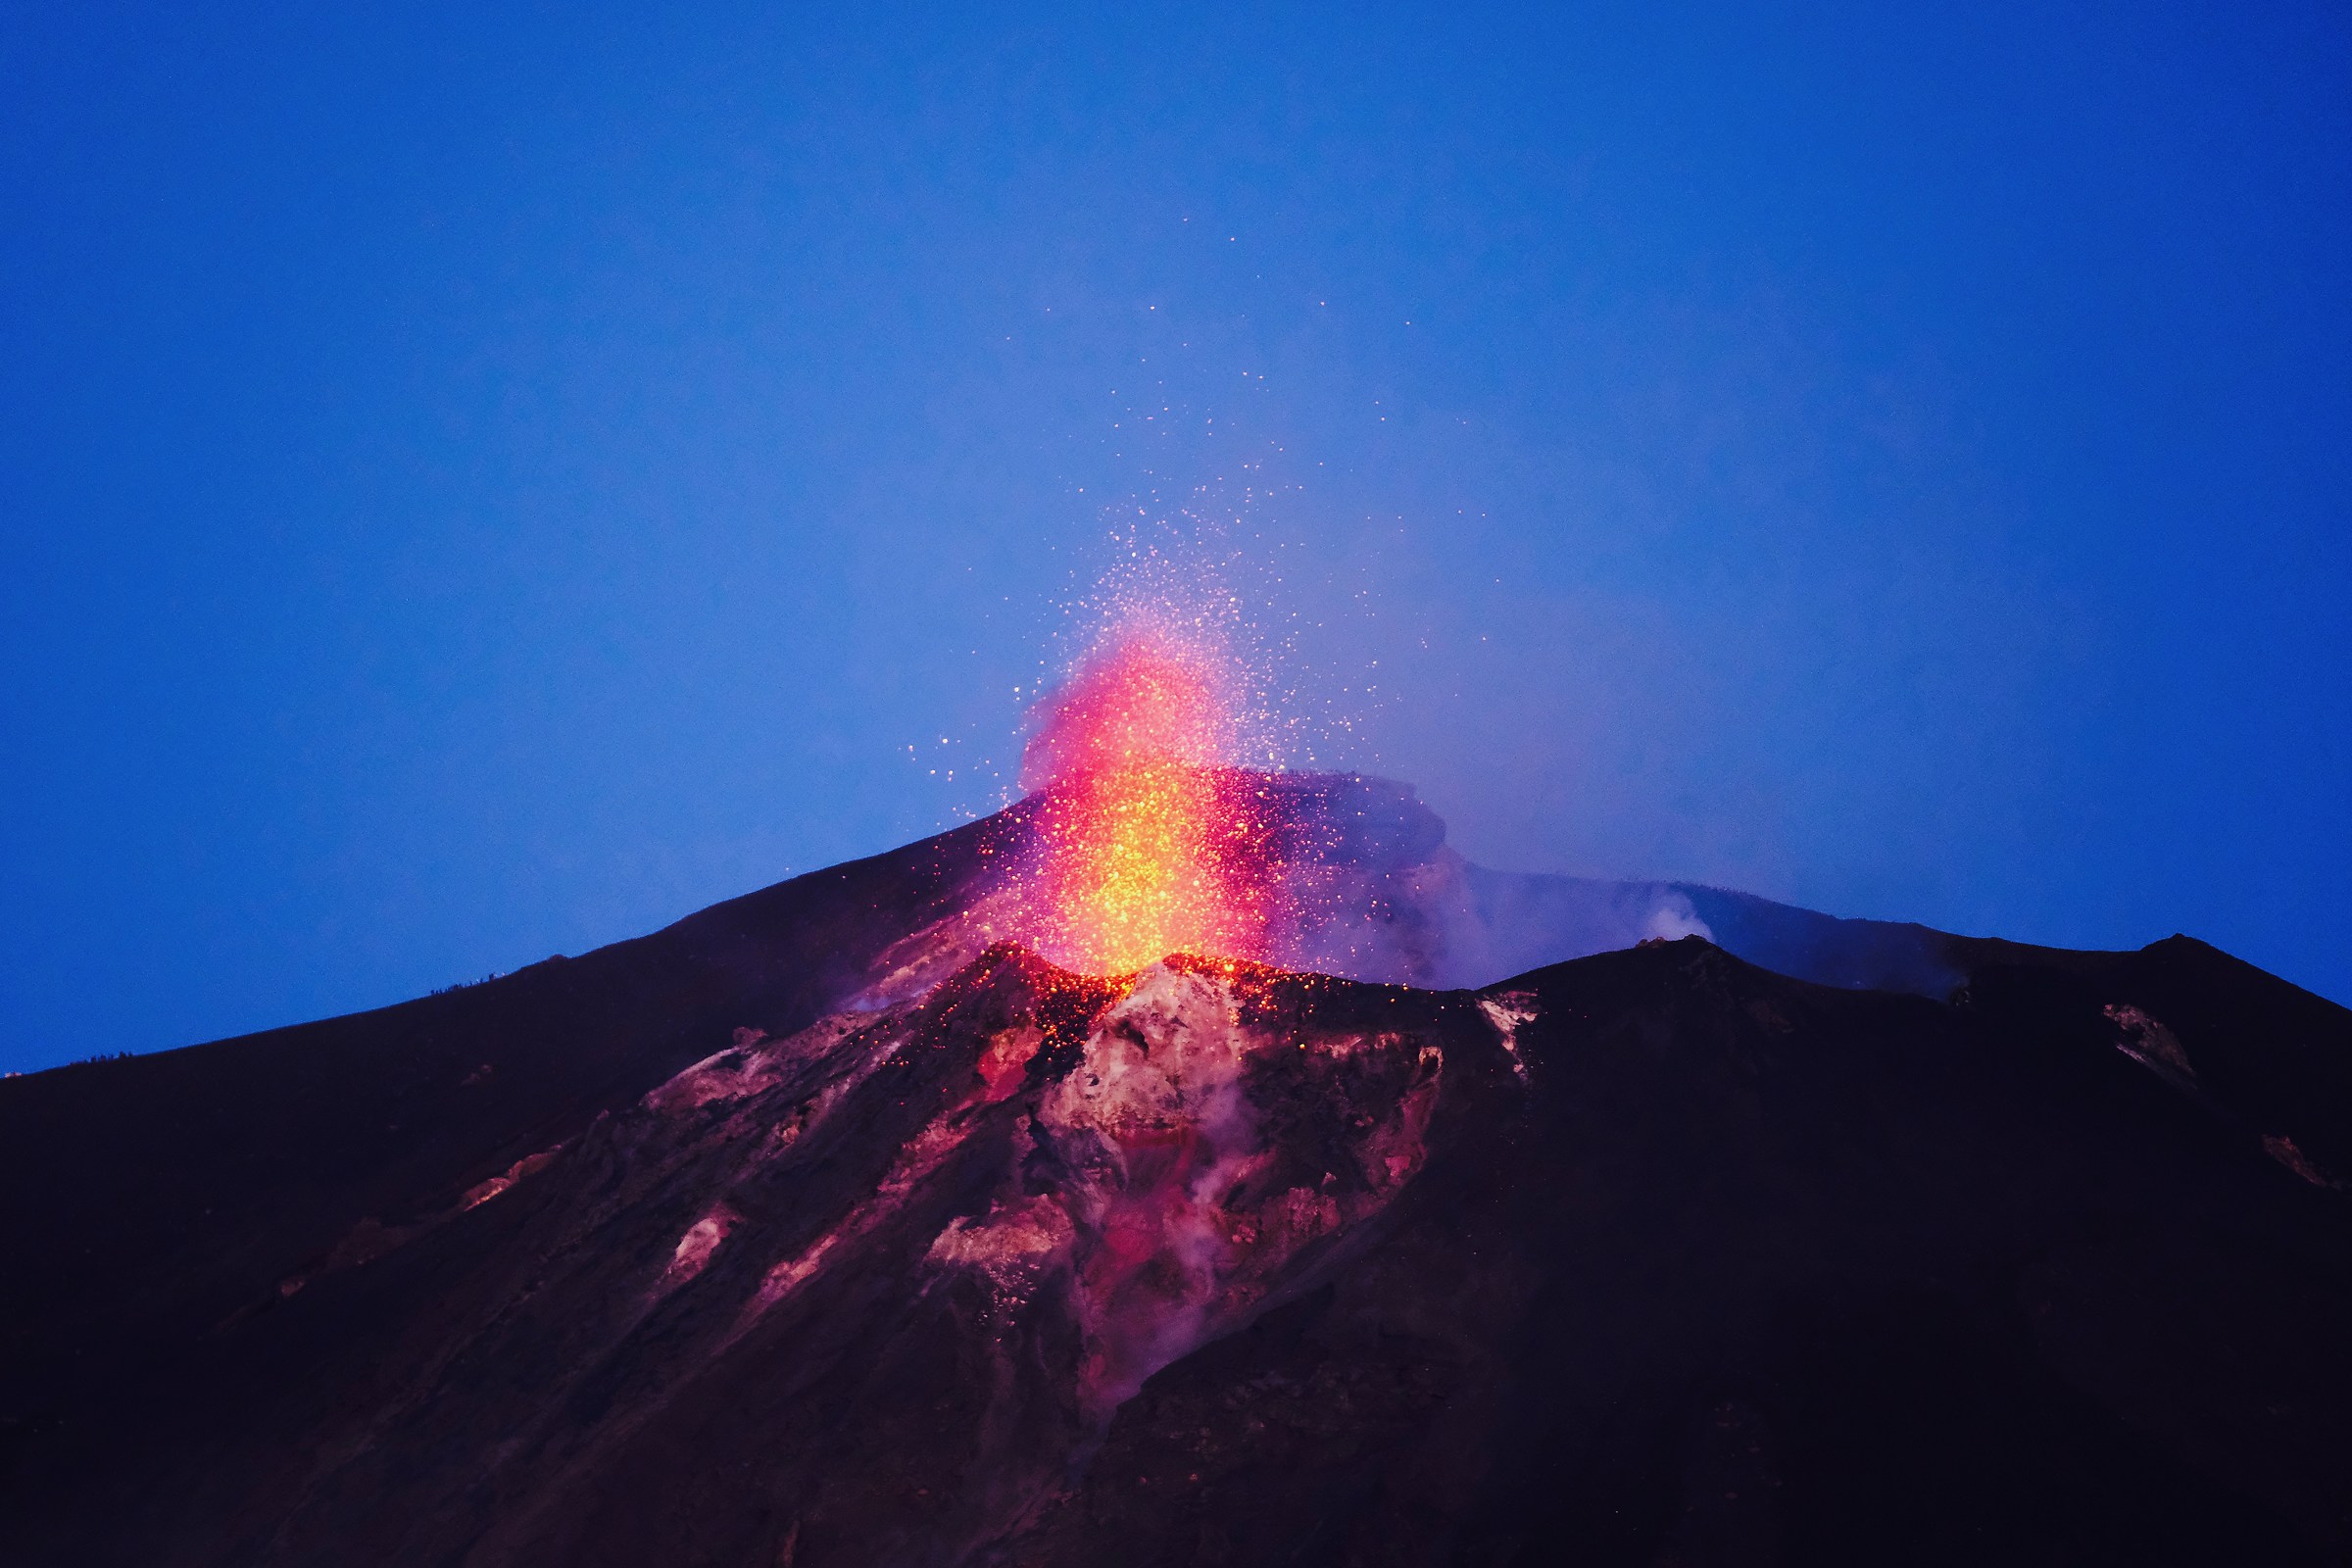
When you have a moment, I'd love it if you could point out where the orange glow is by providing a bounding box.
[1016,623,1281,974]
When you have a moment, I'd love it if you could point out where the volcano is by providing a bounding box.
[3,772,2349,1565]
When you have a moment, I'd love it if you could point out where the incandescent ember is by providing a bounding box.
[1012,619,1292,975]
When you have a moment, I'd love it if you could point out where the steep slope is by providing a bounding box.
[4,938,2347,1565]
[1013,941,2352,1566]
[0,806,1013,1495]
[3,776,2348,1564]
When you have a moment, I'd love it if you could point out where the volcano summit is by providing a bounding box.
[3,772,2349,1566]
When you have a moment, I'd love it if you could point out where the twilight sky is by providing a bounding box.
[4,2,2348,1072]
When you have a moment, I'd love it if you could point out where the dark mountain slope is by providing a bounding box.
[0,809,1014,1503]
[1,778,2346,1564]
[1952,933,2352,1184]
[1020,942,2352,1566]
[2,938,2345,1564]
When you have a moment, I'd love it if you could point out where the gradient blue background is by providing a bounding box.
[5,2,2347,1072]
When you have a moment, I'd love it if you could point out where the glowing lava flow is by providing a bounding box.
[1016,624,1281,974]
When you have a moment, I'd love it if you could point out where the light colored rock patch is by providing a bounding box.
[2104,1004,2195,1082]
[2262,1134,2338,1189]
[1359,1042,1446,1195]
[645,1013,879,1114]
[754,1235,837,1307]
[460,1145,565,1210]
[658,1204,738,1292]
[977,1025,1044,1102]
[1479,991,1540,1083]
[1012,961,1445,1417]
[850,888,1025,1010]
[926,1194,1077,1320]
[1042,963,1250,1155]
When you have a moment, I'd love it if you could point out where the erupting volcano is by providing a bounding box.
[4,635,2350,1567]
[1014,620,1283,974]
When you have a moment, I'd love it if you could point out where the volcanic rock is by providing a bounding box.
[2,778,2347,1565]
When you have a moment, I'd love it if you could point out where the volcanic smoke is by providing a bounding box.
[1014,619,1284,974]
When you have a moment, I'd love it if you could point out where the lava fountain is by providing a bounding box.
[1014,620,1285,974]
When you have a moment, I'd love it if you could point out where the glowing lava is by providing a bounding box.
[1017,623,1281,974]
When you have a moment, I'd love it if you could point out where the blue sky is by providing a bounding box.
[4,2,2347,1071]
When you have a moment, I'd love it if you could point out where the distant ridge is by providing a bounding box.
[3,776,2346,1563]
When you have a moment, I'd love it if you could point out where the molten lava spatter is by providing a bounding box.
[1016,624,1283,974]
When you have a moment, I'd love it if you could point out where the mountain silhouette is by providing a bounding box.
[3,775,2346,1565]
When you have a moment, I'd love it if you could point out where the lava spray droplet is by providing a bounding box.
[1015,616,1284,974]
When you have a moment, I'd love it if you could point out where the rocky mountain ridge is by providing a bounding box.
[3,775,2347,1564]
